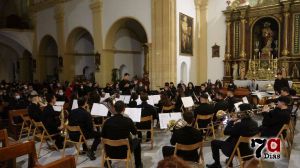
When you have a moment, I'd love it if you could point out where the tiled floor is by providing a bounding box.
[14,124,292,168]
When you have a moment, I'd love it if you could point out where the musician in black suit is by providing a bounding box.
[68,97,101,160]
[206,104,259,168]
[136,93,157,140]
[27,93,42,122]
[119,73,132,95]
[127,92,138,108]
[260,96,291,137]
[41,93,64,149]
[162,112,203,162]
[193,93,214,128]
[101,101,143,168]
[226,89,238,112]
[274,72,290,94]
[213,92,228,121]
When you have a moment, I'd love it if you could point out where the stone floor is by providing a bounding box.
[13,113,300,168]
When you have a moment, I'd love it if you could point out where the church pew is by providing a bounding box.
[37,156,76,168]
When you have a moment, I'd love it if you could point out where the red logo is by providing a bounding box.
[251,138,281,160]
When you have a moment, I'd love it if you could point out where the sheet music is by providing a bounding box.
[147,99,155,106]
[234,102,243,112]
[55,101,65,106]
[181,97,194,108]
[91,103,109,116]
[123,95,131,104]
[53,105,62,112]
[100,93,110,102]
[242,97,249,104]
[124,108,142,122]
[159,112,182,129]
[149,95,161,104]
[71,99,78,110]
[208,95,212,102]
[256,92,262,100]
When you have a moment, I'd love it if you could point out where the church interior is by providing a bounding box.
[0,0,300,167]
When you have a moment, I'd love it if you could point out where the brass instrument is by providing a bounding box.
[216,110,227,119]
[235,105,276,119]
[167,119,188,131]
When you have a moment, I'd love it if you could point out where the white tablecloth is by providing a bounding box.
[234,80,293,90]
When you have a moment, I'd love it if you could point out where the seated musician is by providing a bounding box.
[193,93,214,128]
[170,82,177,98]
[206,104,259,168]
[260,96,291,137]
[213,92,228,121]
[226,89,238,112]
[136,92,157,140]
[28,92,43,122]
[101,101,143,168]
[162,112,203,162]
[274,72,289,94]
[68,97,101,160]
[174,87,185,112]
[128,92,138,108]
[41,93,64,149]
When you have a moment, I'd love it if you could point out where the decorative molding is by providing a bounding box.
[102,49,142,54]
[30,0,71,12]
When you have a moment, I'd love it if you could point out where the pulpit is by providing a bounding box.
[223,0,300,86]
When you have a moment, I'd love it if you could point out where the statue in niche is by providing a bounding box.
[225,62,231,76]
[261,22,273,56]
[239,62,246,80]
[292,64,300,79]
[232,62,239,80]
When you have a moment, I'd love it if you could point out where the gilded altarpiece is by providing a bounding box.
[223,0,300,84]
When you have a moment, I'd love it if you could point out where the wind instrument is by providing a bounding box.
[167,118,188,132]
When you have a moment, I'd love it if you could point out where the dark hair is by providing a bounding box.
[277,72,282,75]
[140,92,149,102]
[277,96,290,105]
[200,93,208,99]
[45,93,55,103]
[78,97,87,107]
[114,101,125,113]
[183,112,194,124]
[216,91,224,98]
[130,92,138,101]
[281,87,290,94]
[239,103,252,111]
[124,73,130,76]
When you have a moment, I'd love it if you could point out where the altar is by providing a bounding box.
[234,80,293,91]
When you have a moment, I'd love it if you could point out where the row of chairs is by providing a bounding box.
[0,129,76,168]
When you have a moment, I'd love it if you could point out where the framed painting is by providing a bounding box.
[180,13,193,56]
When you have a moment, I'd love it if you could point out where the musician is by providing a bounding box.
[101,101,143,168]
[174,87,185,112]
[157,93,173,113]
[136,93,157,140]
[193,93,214,128]
[226,89,238,112]
[213,92,228,121]
[260,96,291,137]
[163,82,174,99]
[128,92,138,108]
[68,97,101,160]
[119,73,132,95]
[170,82,177,98]
[185,82,195,97]
[104,83,114,95]
[274,72,290,94]
[162,112,203,162]
[41,93,64,149]
[27,92,42,122]
[206,104,259,168]
[248,79,257,92]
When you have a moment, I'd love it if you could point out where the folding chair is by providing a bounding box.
[276,124,291,159]
[174,141,204,167]
[32,120,59,157]
[62,125,88,163]
[195,114,215,140]
[18,115,33,141]
[101,138,133,168]
[137,115,154,149]
[38,156,76,168]
[161,105,175,113]
[93,116,105,131]
[226,136,262,168]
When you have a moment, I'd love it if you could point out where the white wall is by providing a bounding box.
[114,28,144,78]
[176,0,196,84]
[207,0,227,82]
[103,0,151,45]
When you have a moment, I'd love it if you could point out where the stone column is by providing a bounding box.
[196,0,208,83]
[281,2,291,57]
[239,9,247,59]
[143,43,150,74]
[225,21,231,60]
[90,0,104,86]
[150,0,176,89]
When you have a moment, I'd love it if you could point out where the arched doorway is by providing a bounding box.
[39,35,59,81]
[66,27,95,81]
[180,62,187,83]
[106,18,148,80]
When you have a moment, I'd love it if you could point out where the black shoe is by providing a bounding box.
[206,162,222,168]
[225,158,233,167]
[87,150,96,160]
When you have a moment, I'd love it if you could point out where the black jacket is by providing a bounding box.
[194,103,214,128]
[68,107,95,138]
[28,103,42,122]
[136,102,157,129]
[41,104,61,134]
[226,96,238,112]
[274,78,289,93]
[119,80,132,95]
[101,114,137,158]
[260,108,290,137]
[224,118,259,157]
[170,126,203,162]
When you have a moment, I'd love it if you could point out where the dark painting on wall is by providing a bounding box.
[180,13,193,56]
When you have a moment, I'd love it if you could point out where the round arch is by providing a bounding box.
[66,27,95,81]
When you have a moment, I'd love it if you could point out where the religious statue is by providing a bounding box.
[292,64,300,79]
[239,62,246,80]
[261,22,273,56]
[232,62,238,80]
[281,67,287,79]
[225,62,231,76]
